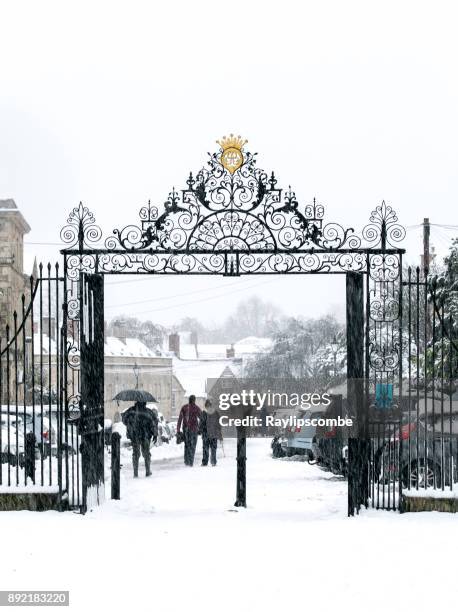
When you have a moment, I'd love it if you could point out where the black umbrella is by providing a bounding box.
[112,389,157,403]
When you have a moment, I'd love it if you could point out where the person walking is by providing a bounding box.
[177,395,201,466]
[122,401,158,477]
[200,398,222,466]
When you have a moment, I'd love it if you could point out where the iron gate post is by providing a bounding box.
[346,272,368,515]
[111,432,121,500]
[79,273,105,512]
[235,432,247,507]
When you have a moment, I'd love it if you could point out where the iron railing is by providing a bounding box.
[0,264,81,508]
[367,267,457,510]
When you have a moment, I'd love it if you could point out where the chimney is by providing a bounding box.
[169,333,180,357]
[226,343,235,359]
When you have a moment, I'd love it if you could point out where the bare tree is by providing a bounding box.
[223,296,281,340]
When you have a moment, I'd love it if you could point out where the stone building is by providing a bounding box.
[29,332,186,422]
[0,199,31,330]
[0,200,32,405]
[104,335,185,422]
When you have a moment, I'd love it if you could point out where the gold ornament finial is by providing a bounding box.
[216,134,247,174]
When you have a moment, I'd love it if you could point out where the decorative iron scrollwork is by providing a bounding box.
[60,137,407,415]
[363,200,406,249]
[62,140,407,265]
[104,140,370,253]
[61,202,102,249]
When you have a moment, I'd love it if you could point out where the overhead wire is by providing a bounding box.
[110,278,277,316]
[104,276,276,309]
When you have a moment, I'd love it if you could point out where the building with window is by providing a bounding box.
[104,336,184,422]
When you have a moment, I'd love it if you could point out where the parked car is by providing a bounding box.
[29,414,55,443]
[281,406,327,459]
[376,415,458,488]
[313,425,348,475]
[310,394,349,475]
[1,408,56,441]
[0,410,55,461]
[44,406,79,456]
[1,417,24,466]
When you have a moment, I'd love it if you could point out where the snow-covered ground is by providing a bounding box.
[1,438,457,612]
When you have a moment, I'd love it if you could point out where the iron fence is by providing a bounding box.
[367,267,458,510]
[401,268,457,495]
[0,264,81,508]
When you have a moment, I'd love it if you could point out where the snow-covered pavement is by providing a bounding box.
[1,438,457,612]
[109,437,347,520]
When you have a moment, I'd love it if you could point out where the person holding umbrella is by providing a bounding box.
[177,394,201,466]
[116,390,159,477]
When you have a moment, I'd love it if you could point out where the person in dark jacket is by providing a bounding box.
[200,398,222,466]
[122,401,158,477]
[177,395,201,466]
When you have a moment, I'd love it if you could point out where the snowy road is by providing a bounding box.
[1,438,457,612]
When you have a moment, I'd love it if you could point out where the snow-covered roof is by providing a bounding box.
[105,336,155,358]
[196,344,231,359]
[32,332,271,366]
[234,337,272,354]
[177,336,272,360]
[179,344,198,360]
[33,335,156,358]
[172,357,241,398]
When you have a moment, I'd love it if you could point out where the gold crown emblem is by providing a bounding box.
[216,134,248,151]
[216,134,247,174]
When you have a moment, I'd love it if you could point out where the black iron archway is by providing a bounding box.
[57,136,405,514]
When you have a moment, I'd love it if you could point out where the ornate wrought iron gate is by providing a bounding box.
[57,138,406,515]
[1,136,419,515]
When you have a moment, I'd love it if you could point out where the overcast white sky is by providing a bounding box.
[1,1,457,328]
